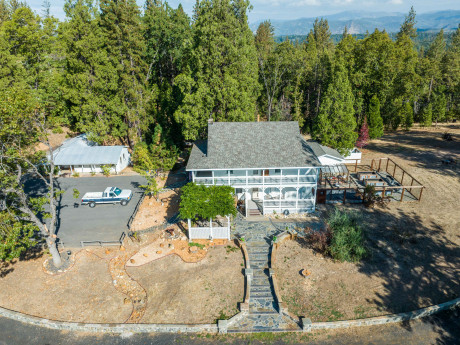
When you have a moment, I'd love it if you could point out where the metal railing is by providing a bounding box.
[80,232,126,248]
[127,193,145,230]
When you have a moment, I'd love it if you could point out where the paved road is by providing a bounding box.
[0,308,458,345]
[25,176,146,247]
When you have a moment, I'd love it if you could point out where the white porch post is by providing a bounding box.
[296,187,299,213]
[210,218,213,240]
[187,219,192,242]
[70,165,73,174]
[297,168,300,184]
[262,187,265,215]
[212,170,215,185]
[244,188,248,217]
[228,170,230,185]
[192,171,195,182]
[246,170,248,185]
[279,186,282,211]
[226,216,230,240]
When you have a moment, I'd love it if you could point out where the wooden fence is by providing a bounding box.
[345,158,425,202]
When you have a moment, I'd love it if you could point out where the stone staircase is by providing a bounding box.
[247,241,277,315]
[227,220,301,332]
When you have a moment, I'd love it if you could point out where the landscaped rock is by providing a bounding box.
[143,253,148,257]
[156,250,162,254]
[124,298,130,305]
[130,259,135,264]
[160,243,165,248]
[189,246,198,253]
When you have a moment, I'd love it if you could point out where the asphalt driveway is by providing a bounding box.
[25,175,146,247]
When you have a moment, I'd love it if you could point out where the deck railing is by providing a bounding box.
[194,173,317,186]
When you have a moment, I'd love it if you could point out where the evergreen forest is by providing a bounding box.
[0,1,458,154]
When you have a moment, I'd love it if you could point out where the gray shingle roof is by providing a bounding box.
[186,121,321,170]
[306,141,344,160]
[53,134,126,166]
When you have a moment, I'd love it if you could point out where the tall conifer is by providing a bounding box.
[174,0,259,140]
[368,95,384,138]
[315,58,357,155]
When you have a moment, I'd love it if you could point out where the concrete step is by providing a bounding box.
[251,278,270,286]
[246,241,270,247]
[227,328,295,333]
[248,253,270,259]
[250,291,273,298]
[250,284,271,291]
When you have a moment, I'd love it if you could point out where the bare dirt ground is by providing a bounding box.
[127,245,244,324]
[0,230,244,324]
[130,190,180,231]
[276,125,460,321]
[130,171,185,231]
[0,249,132,323]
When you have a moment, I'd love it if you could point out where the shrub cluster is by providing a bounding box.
[306,208,367,263]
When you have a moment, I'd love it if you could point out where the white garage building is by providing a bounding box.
[52,134,130,175]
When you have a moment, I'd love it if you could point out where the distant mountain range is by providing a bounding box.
[250,10,460,36]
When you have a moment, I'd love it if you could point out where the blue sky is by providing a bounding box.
[29,0,460,22]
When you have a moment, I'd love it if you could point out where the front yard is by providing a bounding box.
[0,230,244,324]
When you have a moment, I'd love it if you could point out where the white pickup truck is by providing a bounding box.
[81,187,133,208]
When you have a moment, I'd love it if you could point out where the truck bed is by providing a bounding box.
[82,192,103,199]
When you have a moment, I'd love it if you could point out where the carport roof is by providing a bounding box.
[53,134,126,166]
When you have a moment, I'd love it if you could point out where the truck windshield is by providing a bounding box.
[113,188,122,196]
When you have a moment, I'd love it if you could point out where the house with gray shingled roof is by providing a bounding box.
[186,120,322,216]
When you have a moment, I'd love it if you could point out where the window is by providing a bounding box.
[228,170,234,175]
[252,170,259,176]
[113,188,122,196]
[275,169,281,174]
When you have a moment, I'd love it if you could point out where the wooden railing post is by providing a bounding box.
[400,188,405,202]
[386,159,389,173]
[355,159,358,172]
[419,187,424,202]
[378,159,382,172]
[410,178,414,194]
[343,189,347,204]
[401,171,405,185]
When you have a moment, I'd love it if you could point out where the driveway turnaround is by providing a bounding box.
[25,175,146,247]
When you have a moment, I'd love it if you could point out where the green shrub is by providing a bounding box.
[188,242,205,250]
[327,208,367,262]
[101,165,112,177]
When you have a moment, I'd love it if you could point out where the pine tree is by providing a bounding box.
[356,117,370,148]
[432,92,446,125]
[143,0,191,143]
[420,103,432,127]
[441,25,459,119]
[367,95,384,138]
[403,102,414,130]
[99,0,150,147]
[174,0,259,140]
[397,6,417,40]
[61,0,120,144]
[315,58,357,155]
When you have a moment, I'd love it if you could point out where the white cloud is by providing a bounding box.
[388,0,403,4]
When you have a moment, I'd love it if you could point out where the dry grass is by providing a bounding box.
[276,125,460,321]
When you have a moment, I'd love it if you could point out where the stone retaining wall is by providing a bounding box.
[0,297,459,334]
[0,306,218,333]
[301,297,460,332]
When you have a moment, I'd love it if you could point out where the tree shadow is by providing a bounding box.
[0,245,44,277]
[366,131,460,179]
[353,204,459,342]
